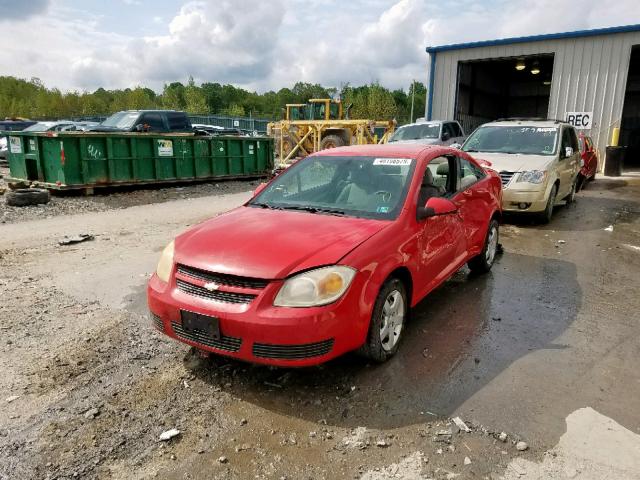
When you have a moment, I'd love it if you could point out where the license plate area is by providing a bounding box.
[180,310,220,340]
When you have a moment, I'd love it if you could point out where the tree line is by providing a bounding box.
[0,75,427,124]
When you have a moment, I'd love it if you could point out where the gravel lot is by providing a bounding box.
[1,176,639,479]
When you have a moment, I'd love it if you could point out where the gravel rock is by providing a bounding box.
[159,429,181,441]
[498,432,508,442]
[516,441,529,451]
[84,408,99,419]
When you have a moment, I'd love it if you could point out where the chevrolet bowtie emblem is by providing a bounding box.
[204,282,219,291]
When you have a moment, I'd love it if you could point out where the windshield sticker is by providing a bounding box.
[536,127,556,132]
[373,158,412,166]
[157,139,173,157]
[9,137,22,154]
[376,206,390,213]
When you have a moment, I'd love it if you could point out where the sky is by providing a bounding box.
[1,0,639,93]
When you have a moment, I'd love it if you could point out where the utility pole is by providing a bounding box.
[410,80,415,123]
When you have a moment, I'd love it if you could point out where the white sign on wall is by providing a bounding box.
[157,139,174,156]
[565,112,593,129]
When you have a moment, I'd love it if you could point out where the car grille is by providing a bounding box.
[176,279,257,304]
[252,339,334,360]
[499,171,516,186]
[177,264,268,290]
[171,321,242,352]
[151,312,164,332]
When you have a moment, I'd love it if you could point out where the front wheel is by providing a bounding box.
[468,219,499,274]
[357,278,407,363]
[538,184,558,224]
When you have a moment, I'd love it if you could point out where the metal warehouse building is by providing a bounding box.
[425,24,640,171]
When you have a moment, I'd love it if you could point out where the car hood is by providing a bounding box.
[469,152,554,172]
[174,206,390,280]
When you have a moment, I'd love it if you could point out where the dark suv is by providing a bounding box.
[90,110,192,133]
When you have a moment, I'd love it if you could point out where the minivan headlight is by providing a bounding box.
[274,266,356,307]
[156,240,175,283]
[517,170,547,184]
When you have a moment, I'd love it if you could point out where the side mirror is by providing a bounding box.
[253,182,268,197]
[476,158,492,168]
[417,197,457,221]
[450,142,462,149]
[564,146,573,158]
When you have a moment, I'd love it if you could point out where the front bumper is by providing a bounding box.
[147,271,368,367]
[501,185,549,213]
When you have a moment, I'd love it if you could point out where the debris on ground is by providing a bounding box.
[452,416,471,433]
[464,456,472,465]
[83,407,100,419]
[159,428,181,441]
[499,432,508,442]
[516,441,529,451]
[59,233,95,245]
[604,225,614,232]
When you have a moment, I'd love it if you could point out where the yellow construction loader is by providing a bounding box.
[267,99,395,164]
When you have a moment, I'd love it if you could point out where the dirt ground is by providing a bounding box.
[1,175,639,479]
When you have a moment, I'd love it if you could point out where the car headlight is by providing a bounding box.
[516,170,547,184]
[156,240,175,283]
[274,266,357,307]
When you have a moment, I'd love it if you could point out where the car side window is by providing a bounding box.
[561,127,571,155]
[167,113,189,130]
[138,113,164,131]
[452,123,462,137]
[442,123,455,140]
[457,157,485,191]
[423,156,454,200]
[569,128,579,152]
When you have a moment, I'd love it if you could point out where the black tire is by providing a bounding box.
[320,135,345,150]
[357,278,408,363]
[538,184,557,224]
[564,178,577,203]
[5,188,50,207]
[468,219,499,274]
[576,174,587,192]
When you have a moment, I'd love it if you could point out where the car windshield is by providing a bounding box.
[24,122,56,132]
[390,123,440,141]
[100,112,140,129]
[462,125,558,155]
[250,155,416,220]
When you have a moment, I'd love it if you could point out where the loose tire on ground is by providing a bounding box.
[5,188,50,207]
[320,135,345,150]
[538,184,558,224]
[468,219,500,274]
[357,277,408,363]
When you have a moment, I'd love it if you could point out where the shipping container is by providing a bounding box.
[4,131,273,191]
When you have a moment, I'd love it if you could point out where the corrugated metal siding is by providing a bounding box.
[429,31,640,166]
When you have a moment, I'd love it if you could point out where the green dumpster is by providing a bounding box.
[3,131,274,191]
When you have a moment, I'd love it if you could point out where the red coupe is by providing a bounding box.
[148,144,502,366]
[578,132,598,189]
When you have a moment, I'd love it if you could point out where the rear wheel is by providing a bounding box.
[538,184,557,224]
[468,219,499,274]
[358,278,407,363]
[320,135,345,150]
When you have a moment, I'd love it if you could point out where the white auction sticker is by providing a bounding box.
[9,136,22,154]
[373,158,413,166]
[536,127,556,132]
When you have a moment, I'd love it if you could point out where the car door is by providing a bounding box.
[450,155,492,253]
[557,126,577,197]
[451,122,465,144]
[414,156,467,297]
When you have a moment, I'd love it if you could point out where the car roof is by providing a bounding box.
[481,119,565,128]
[397,121,442,128]
[310,143,454,159]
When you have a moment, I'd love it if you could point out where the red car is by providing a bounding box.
[578,132,598,189]
[148,144,502,366]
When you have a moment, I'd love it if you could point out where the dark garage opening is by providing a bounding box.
[455,54,554,134]
[620,45,640,171]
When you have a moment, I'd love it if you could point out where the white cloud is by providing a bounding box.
[0,0,639,93]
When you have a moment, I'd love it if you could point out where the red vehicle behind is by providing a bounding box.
[578,132,598,189]
[148,144,502,366]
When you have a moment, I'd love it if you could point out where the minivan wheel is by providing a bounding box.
[565,179,577,203]
[357,278,407,363]
[468,219,499,274]
[538,184,557,224]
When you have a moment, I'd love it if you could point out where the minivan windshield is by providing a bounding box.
[100,112,140,129]
[462,125,558,155]
[250,156,416,220]
[389,123,440,142]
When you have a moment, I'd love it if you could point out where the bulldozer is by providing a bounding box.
[268,98,396,164]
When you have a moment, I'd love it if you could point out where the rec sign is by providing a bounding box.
[565,112,593,129]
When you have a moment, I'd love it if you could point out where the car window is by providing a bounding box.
[451,123,462,137]
[424,156,454,195]
[389,123,440,142]
[167,113,190,130]
[561,127,579,154]
[442,123,455,139]
[586,137,593,151]
[457,157,485,191]
[252,156,417,220]
[138,113,164,131]
[569,128,579,151]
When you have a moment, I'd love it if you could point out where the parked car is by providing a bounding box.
[73,121,100,131]
[577,132,598,189]
[388,120,465,146]
[192,123,225,135]
[148,144,502,366]
[0,120,37,131]
[0,136,7,161]
[461,119,581,223]
[23,121,78,132]
[90,110,192,133]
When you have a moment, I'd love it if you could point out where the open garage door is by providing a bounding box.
[455,54,554,134]
[621,45,640,171]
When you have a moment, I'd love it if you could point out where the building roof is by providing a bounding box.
[426,23,640,54]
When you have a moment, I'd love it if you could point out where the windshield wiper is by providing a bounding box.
[279,205,345,216]
[250,202,281,210]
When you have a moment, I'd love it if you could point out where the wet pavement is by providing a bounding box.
[1,174,639,479]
